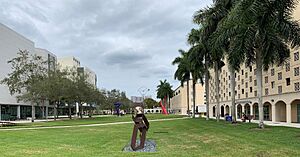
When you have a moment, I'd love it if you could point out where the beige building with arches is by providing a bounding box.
[209,4,300,123]
[170,80,206,115]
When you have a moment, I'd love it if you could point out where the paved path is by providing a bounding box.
[247,119,300,128]
[0,117,188,131]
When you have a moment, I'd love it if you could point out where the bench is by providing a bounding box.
[242,115,254,122]
[0,121,16,127]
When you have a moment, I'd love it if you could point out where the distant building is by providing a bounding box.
[131,96,143,103]
[58,57,97,87]
[170,80,206,115]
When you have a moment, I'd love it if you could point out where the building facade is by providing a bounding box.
[0,23,56,120]
[170,80,206,115]
[208,5,300,123]
[0,23,98,120]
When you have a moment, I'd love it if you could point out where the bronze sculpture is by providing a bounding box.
[130,105,149,151]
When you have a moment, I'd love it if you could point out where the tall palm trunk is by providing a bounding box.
[229,65,236,123]
[205,59,210,120]
[256,50,264,128]
[192,81,196,118]
[186,79,190,116]
[214,62,220,122]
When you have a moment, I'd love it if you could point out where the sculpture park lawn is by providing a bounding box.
[0,115,299,157]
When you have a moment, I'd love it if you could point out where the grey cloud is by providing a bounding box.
[102,49,152,68]
[0,0,213,98]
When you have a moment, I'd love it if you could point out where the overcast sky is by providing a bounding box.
[0,0,213,99]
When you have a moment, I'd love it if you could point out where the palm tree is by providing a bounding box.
[188,46,205,118]
[187,28,211,120]
[156,79,173,111]
[212,0,300,128]
[193,0,236,122]
[172,50,191,116]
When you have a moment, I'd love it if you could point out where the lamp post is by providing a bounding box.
[138,87,150,107]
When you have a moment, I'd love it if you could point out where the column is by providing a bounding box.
[32,105,35,121]
[235,105,238,119]
[45,106,48,119]
[17,105,21,119]
[272,104,276,122]
[76,103,79,117]
[286,104,291,123]
[250,104,253,115]
[242,104,245,114]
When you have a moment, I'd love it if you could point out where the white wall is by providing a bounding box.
[0,23,35,105]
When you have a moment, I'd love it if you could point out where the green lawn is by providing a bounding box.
[0,115,299,157]
[0,114,183,129]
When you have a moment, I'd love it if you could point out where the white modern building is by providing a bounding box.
[0,23,56,120]
[0,23,99,120]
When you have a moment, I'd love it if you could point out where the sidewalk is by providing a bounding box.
[247,119,300,128]
[1,115,114,124]
[221,117,300,128]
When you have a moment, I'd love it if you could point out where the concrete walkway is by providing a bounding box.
[7,115,114,124]
[245,119,300,128]
[0,117,188,131]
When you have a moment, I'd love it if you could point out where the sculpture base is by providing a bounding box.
[122,140,156,152]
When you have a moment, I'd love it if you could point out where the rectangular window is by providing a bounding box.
[238,75,240,80]
[254,69,257,75]
[254,80,257,86]
[265,76,268,84]
[246,92,248,98]
[278,72,282,80]
[241,79,244,85]
[294,67,300,76]
[238,85,240,90]
[249,66,252,72]
[271,68,275,76]
[242,70,244,75]
[229,92,231,96]
[250,87,253,93]
[249,76,252,82]
[245,82,248,88]
[254,91,257,96]
[242,89,244,94]
[278,86,282,94]
[271,81,275,88]
[238,94,240,99]
[286,63,290,72]
[265,88,269,96]
[294,51,299,61]
[295,82,300,91]
[245,72,248,78]
[286,78,291,86]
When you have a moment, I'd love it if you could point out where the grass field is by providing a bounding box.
[0,115,299,157]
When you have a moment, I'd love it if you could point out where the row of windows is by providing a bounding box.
[211,81,300,102]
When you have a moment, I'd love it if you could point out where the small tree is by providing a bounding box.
[1,50,48,122]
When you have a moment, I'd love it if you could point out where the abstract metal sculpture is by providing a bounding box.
[131,105,149,151]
